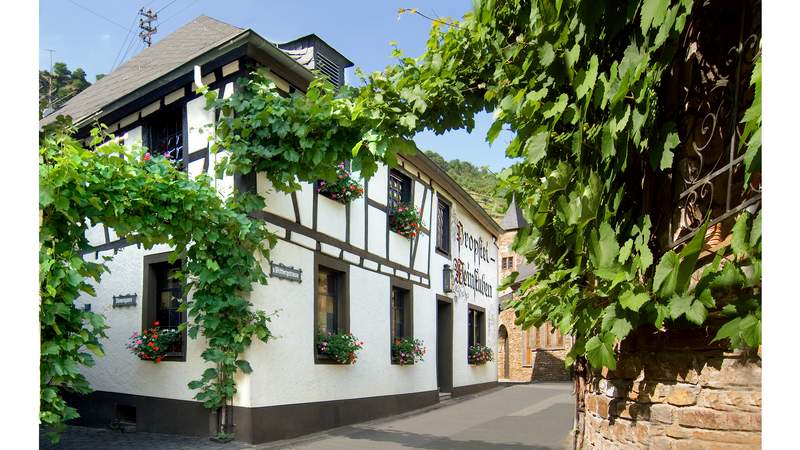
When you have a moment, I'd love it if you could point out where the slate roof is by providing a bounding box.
[499,193,529,231]
[40,16,246,126]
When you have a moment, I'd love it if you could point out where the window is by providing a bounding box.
[142,252,186,360]
[436,199,451,255]
[391,287,409,340]
[144,105,184,165]
[390,281,414,364]
[524,322,566,365]
[391,284,413,338]
[501,257,515,270]
[314,254,349,362]
[316,267,345,334]
[467,306,485,347]
[388,169,412,210]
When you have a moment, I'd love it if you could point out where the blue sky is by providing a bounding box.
[40,0,517,172]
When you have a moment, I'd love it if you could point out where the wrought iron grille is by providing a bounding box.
[666,0,761,249]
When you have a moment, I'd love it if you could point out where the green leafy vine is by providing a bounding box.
[40,119,273,441]
[211,0,761,371]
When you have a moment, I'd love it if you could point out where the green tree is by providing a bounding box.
[39,62,92,118]
[423,150,505,220]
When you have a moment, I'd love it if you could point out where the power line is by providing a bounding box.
[156,0,180,14]
[111,11,140,72]
[65,0,128,31]
[159,0,203,27]
[117,26,142,68]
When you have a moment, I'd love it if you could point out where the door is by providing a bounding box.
[436,298,453,393]
[499,325,509,379]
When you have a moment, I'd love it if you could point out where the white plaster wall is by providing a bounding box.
[257,175,295,222]
[186,95,214,153]
[388,231,411,266]
[297,182,314,228]
[367,165,388,205]
[76,244,215,403]
[367,206,387,258]
[187,158,205,179]
[86,222,106,247]
[413,233,430,274]
[316,195,347,241]
[413,180,426,214]
[210,149,234,199]
[76,85,501,410]
[428,190,500,389]
[245,240,437,407]
[123,126,143,151]
[349,194,366,250]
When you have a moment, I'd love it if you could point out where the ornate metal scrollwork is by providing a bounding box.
[667,0,761,249]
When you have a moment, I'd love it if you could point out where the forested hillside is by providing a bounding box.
[39,62,101,118]
[424,150,506,222]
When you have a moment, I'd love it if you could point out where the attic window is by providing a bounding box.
[144,105,184,165]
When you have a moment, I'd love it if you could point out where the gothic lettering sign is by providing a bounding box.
[453,221,494,298]
[270,262,302,283]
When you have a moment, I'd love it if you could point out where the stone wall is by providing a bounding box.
[497,307,572,382]
[531,348,571,382]
[498,308,533,381]
[580,327,761,449]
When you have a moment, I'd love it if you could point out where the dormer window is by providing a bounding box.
[144,105,184,165]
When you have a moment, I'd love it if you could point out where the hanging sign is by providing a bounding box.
[113,294,137,308]
[270,262,303,283]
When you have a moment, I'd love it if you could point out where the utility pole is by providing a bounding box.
[138,8,157,47]
[43,49,56,113]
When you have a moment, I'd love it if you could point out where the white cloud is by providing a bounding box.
[100,33,111,41]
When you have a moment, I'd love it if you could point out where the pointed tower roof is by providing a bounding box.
[499,193,528,231]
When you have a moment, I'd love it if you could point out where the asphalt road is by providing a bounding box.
[40,383,575,450]
[258,383,575,450]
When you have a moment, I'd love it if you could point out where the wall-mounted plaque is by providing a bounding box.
[270,262,302,283]
[113,294,137,308]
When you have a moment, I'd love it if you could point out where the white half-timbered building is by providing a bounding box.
[43,16,503,444]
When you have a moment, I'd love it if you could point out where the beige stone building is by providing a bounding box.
[496,196,572,383]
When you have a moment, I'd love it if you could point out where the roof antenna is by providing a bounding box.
[138,8,157,47]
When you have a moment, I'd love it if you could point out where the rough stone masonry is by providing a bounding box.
[579,326,761,449]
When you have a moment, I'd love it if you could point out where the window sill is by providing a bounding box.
[390,358,416,366]
[317,190,349,206]
[136,352,185,363]
[435,247,450,258]
[314,352,353,365]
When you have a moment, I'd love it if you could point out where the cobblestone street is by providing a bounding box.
[40,383,573,450]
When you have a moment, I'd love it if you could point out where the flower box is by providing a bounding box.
[317,331,364,364]
[391,337,426,365]
[317,163,364,204]
[127,321,180,363]
[389,203,424,239]
[467,344,494,365]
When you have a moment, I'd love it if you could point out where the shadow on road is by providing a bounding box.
[326,426,562,450]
